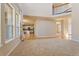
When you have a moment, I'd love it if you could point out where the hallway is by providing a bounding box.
[10,39,79,56]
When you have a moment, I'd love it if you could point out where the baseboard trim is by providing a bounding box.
[71,39,79,43]
[6,40,21,56]
[36,36,57,39]
[0,44,2,47]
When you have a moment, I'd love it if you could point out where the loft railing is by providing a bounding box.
[54,7,72,15]
[53,3,72,15]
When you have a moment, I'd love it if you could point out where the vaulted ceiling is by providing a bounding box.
[17,3,53,16]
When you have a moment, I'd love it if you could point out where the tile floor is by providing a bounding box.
[10,38,79,56]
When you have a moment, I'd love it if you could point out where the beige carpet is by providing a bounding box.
[10,38,79,56]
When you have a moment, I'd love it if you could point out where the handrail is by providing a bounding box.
[53,3,69,8]
[54,7,72,15]
[64,7,72,13]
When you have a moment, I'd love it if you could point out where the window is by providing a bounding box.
[15,13,20,37]
[5,4,13,40]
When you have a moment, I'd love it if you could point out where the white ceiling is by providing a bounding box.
[17,3,53,16]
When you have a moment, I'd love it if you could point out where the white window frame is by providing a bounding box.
[15,11,20,38]
[5,3,21,43]
[19,13,22,37]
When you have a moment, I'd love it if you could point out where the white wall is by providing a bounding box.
[35,19,57,37]
[18,3,53,16]
[72,4,79,42]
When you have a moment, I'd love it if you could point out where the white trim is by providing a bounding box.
[5,36,20,44]
[0,44,2,47]
[6,40,21,56]
[15,11,20,37]
[8,3,14,9]
[5,39,14,44]
[13,5,16,38]
[72,39,79,43]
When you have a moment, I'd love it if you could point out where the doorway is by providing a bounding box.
[23,24,35,40]
[56,15,72,40]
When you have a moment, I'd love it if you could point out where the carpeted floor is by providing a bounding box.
[10,38,79,56]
